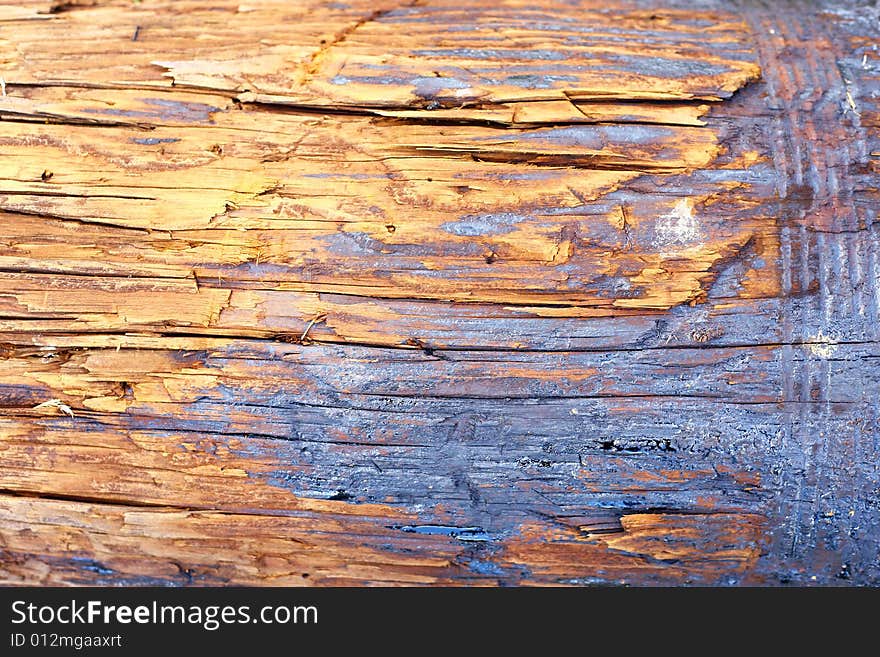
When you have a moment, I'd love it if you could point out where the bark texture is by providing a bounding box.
[0,0,878,585]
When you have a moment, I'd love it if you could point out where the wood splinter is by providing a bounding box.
[298,313,328,345]
[32,399,75,418]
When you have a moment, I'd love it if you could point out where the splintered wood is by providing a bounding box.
[0,0,878,586]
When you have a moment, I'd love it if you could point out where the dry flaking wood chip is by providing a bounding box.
[32,398,75,417]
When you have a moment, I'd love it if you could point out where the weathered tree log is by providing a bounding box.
[0,0,878,585]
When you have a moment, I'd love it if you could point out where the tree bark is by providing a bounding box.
[0,0,878,585]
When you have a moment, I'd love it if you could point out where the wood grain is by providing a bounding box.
[0,0,877,586]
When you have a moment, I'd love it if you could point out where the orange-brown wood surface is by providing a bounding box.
[0,0,878,585]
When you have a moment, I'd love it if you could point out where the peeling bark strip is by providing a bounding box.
[0,91,772,311]
[0,0,878,586]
